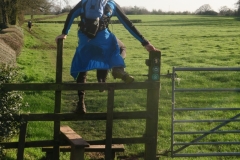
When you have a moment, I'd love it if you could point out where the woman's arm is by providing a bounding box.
[61,0,85,35]
[108,1,158,51]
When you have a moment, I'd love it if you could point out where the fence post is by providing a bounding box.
[105,87,115,160]
[145,51,161,160]
[53,39,63,160]
[17,120,28,160]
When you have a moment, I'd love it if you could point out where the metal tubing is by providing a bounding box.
[173,67,240,71]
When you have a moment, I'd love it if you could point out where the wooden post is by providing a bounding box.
[105,87,114,160]
[145,51,161,160]
[60,126,89,160]
[53,39,64,160]
[70,146,85,160]
[17,119,28,160]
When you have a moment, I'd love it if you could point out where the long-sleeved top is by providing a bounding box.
[62,0,149,46]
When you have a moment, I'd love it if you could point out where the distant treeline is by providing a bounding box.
[119,5,240,16]
[55,5,240,16]
[24,4,240,17]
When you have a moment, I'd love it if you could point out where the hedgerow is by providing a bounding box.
[0,63,28,158]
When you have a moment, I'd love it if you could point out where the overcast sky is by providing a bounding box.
[67,0,237,12]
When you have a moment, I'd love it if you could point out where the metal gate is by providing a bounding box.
[171,67,240,157]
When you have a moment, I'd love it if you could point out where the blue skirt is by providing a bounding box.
[70,29,125,79]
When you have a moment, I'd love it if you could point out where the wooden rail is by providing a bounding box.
[42,144,124,160]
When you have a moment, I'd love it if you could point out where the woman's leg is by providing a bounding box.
[74,72,87,114]
[112,38,134,83]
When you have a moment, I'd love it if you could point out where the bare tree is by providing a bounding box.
[0,0,54,27]
[236,0,240,8]
[52,0,71,13]
[195,4,218,15]
[19,0,57,20]
[21,0,54,13]
[236,0,240,15]
[63,0,70,6]
[0,0,8,26]
[0,0,17,26]
[195,4,213,14]
[219,6,234,16]
[0,0,72,27]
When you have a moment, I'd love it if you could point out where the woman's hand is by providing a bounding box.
[144,43,160,52]
[55,34,67,43]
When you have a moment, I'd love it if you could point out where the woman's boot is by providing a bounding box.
[112,67,134,83]
[74,95,86,114]
[74,72,87,114]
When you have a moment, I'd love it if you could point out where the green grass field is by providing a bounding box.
[4,15,240,160]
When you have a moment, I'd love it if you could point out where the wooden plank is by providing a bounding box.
[42,144,124,160]
[42,144,125,152]
[0,137,152,149]
[60,126,89,147]
[17,121,28,160]
[87,144,124,151]
[70,146,84,160]
[105,88,114,160]
[0,111,151,121]
[0,140,55,148]
[53,37,64,160]
[1,81,158,91]
[145,51,161,160]
[56,38,63,83]
[16,111,150,121]
[60,126,89,160]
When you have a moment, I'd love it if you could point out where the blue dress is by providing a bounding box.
[70,29,125,79]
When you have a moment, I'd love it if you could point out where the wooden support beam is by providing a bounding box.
[60,126,89,160]
[17,121,28,160]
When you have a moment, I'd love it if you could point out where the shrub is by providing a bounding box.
[0,63,28,158]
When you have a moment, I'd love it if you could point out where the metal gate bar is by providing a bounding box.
[173,113,240,154]
[171,67,240,157]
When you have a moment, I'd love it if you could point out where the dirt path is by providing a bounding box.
[24,27,56,49]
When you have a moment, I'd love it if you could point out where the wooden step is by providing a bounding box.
[60,125,89,147]
[42,144,125,160]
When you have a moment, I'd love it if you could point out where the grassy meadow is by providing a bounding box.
[4,15,240,159]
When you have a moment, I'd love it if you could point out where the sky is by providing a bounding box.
[68,0,238,12]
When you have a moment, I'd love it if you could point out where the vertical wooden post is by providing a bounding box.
[105,87,114,160]
[53,39,63,160]
[145,51,161,160]
[17,119,28,160]
[70,146,85,160]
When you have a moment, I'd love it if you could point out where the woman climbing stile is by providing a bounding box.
[55,0,159,114]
